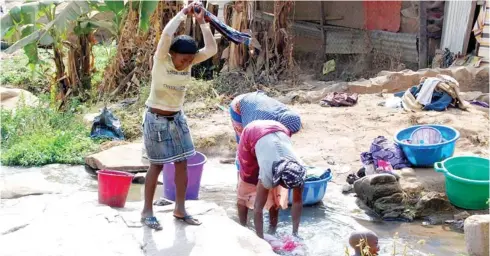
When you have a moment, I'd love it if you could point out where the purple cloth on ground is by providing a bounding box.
[361,136,411,169]
[470,100,489,108]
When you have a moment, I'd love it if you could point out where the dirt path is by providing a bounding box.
[188,94,489,190]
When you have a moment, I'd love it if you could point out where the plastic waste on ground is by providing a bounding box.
[322,60,335,75]
[90,107,125,140]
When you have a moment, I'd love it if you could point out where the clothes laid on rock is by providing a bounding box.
[394,75,470,112]
[361,136,411,170]
[320,92,359,107]
[415,77,441,105]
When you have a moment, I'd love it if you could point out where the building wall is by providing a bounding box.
[256,1,365,29]
[441,0,476,54]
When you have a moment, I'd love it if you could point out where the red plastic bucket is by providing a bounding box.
[97,170,134,208]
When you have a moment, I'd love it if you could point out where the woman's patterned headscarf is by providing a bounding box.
[272,158,306,189]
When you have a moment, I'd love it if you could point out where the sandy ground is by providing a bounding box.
[188,94,490,191]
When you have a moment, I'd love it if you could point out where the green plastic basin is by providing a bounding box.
[434,156,490,210]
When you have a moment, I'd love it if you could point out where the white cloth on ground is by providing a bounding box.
[416,77,442,105]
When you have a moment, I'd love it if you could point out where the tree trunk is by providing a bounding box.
[53,45,68,102]
[101,1,184,98]
[79,32,94,96]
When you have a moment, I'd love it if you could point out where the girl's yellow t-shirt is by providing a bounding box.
[145,54,192,112]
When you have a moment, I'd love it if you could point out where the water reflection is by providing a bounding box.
[1,162,467,256]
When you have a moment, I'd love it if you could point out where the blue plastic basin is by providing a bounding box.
[288,171,332,206]
[394,125,460,167]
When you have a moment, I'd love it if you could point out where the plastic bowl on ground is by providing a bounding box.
[288,171,333,206]
[97,170,134,208]
[394,125,460,167]
[434,156,490,210]
[162,152,207,201]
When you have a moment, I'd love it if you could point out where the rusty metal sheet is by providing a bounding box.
[254,11,419,63]
[370,30,419,63]
[324,26,372,54]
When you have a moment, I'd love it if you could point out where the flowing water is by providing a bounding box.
[2,160,467,256]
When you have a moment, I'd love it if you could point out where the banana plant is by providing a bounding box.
[1,1,93,105]
[1,0,160,103]
[135,0,159,33]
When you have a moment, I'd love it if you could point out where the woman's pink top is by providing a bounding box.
[238,120,291,185]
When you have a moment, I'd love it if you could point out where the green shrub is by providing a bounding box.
[0,49,52,91]
[1,97,98,166]
[91,42,117,89]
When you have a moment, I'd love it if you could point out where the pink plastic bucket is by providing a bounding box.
[162,152,207,200]
[97,170,134,208]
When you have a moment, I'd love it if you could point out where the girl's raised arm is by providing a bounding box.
[192,8,218,64]
[154,7,191,60]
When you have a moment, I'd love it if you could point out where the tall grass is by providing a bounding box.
[1,96,98,166]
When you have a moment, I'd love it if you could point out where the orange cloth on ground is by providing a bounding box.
[237,177,289,211]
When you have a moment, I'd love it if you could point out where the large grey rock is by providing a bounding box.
[1,172,62,199]
[460,91,490,104]
[0,87,39,110]
[354,174,402,205]
[85,143,149,172]
[414,192,455,218]
[464,215,490,256]
[350,67,489,94]
[0,192,276,256]
[353,174,413,221]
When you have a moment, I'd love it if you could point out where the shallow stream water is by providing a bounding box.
[2,160,467,256]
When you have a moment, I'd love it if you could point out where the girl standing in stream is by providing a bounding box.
[141,3,217,230]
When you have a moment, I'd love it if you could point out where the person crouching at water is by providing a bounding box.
[141,3,217,230]
[229,91,302,179]
[349,230,380,256]
[236,120,305,238]
[229,91,302,144]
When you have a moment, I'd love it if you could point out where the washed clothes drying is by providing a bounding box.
[395,75,469,112]
[395,85,454,112]
[320,92,359,107]
[361,136,411,170]
[416,77,442,105]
